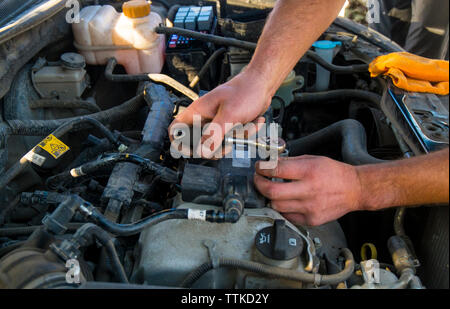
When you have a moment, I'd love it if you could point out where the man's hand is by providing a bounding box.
[170,70,271,158]
[255,149,449,227]
[254,155,364,226]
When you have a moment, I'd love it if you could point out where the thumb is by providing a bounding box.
[174,92,221,125]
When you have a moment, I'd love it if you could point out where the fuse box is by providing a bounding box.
[165,6,217,89]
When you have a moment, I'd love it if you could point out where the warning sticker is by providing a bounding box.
[37,134,70,159]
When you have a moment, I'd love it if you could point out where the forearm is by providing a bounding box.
[245,0,345,97]
[357,148,449,211]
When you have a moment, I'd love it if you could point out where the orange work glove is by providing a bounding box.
[369,52,449,95]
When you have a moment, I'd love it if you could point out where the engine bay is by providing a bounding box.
[0,0,448,289]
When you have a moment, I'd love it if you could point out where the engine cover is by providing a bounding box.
[131,203,347,288]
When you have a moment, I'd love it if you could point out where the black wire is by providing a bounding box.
[191,47,227,87]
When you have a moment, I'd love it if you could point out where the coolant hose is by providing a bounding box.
[293,89,381,108]
[287,119,385,165]
[181,248,355,288]
[104,58,150,82]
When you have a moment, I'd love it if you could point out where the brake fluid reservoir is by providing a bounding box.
[72,0,165,74]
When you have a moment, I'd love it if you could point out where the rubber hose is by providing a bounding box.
[29,99,101,113]
[287,119,385,165]
[293,89,381,108]
[88,208,188,237]
[72,223,128,283]
[189,47,227,88]
[304,50,368,73]
[181,248,355,288]
[46,153,178,189]
[105,58,150,82]
[6,94,144,136]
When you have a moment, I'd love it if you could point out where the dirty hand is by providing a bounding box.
[254,155,364,226]
[169,70,271,158]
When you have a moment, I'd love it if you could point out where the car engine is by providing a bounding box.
[0,0,448,289]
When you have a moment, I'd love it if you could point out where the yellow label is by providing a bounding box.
[38,134,70,159]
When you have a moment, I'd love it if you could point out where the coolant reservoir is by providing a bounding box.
[72,0,165,74]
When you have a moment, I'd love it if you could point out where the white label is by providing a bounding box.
[24,149,46,166]
[187,209,207,221]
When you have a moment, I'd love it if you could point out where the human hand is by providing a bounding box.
[254,155,364,226]
[169,70,272,158]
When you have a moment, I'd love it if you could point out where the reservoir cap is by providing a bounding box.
[123,0,151,18]
[312,40,342,50]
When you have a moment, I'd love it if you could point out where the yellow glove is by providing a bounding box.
[369,52,449,95]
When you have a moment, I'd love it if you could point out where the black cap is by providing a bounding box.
[255,219,303,260]
[60,53,86,69]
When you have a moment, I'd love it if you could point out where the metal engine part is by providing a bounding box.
[131,202,347,288]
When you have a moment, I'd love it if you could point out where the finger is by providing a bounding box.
[254,174,308,200]
[255,157,311,180]
[281,212,308,226]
